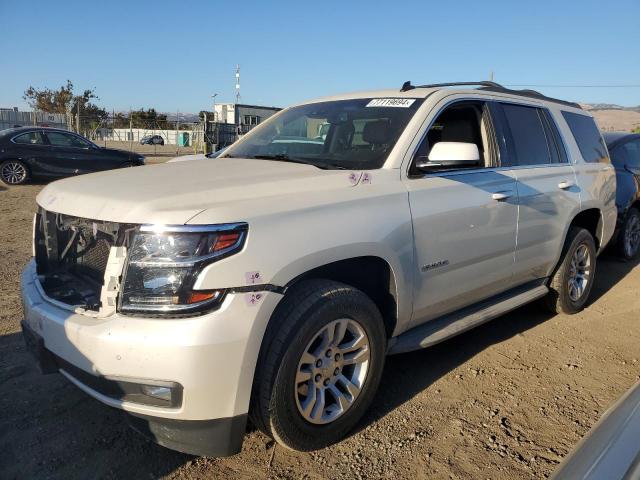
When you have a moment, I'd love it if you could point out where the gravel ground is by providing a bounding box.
[0,181,639,479]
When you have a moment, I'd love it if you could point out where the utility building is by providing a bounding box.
[213,103,281,134]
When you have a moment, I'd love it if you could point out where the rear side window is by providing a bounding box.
[13,131,45,145]
[46,132,91,148]
[562,112,609,163]
[500,104,553,166]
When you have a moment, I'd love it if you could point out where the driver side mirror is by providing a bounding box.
[415,142,480,171]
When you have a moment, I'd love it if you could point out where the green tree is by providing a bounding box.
[23,80,75,113]
[129,108,169,128]
[24,80,104,116]
[23,80,107,131]
[632,126,640,134]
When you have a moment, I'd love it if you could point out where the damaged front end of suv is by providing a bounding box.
[33,209,247,318]
[33,209,132,316]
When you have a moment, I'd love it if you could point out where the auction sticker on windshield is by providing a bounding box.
[366,98,416,108]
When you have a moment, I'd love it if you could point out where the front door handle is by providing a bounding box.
[558,181,574,190]
[492,192,511,201]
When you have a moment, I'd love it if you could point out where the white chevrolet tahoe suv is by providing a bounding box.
[20,81,616,457]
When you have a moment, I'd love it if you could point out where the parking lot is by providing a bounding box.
[0,182,637,479]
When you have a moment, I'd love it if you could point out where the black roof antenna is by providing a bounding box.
[400,81,414,92]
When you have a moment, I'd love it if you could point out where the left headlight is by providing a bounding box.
[119,223,247,315]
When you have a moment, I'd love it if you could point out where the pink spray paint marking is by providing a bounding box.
[245,271,261,284]
[245,293,263,306]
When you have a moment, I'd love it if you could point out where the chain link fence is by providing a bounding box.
[70,114,258,163]
[2,109,261,163]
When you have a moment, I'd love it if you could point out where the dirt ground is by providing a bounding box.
[1,182,639,480]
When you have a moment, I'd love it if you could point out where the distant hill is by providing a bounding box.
[581,103,640,112]
[580,103,640,132]
[164,112,200,122]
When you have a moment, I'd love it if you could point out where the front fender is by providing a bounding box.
[192,177,415,332]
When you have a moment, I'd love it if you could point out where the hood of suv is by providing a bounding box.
[37,158,357,224]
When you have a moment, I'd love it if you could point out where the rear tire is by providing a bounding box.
[544,227,597,314]
[0,160,29,185]
[616,208,640,261]
[250,279,386,451]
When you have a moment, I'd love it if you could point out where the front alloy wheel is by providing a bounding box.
[295,318,370,425]
[250,279,386,451]
[1,160,28,185]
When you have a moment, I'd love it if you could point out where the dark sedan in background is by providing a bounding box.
[0,127,145,185]
[140,134,164,145]
[604,132,640,260]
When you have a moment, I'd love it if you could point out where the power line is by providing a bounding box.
[505,84,640,88]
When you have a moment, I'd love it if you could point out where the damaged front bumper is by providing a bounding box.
[20,259,283,456]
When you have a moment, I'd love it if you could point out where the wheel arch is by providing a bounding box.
[282,256,400,339]
[570,208,604,250]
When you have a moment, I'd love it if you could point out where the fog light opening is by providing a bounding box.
[141,385,172,402]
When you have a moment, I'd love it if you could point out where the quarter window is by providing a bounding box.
[13,131,45,145]
[500,104,552,166]
[562,111,609,163]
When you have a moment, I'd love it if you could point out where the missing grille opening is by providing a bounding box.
[34,208,135,310]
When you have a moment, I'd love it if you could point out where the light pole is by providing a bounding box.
[211,93,218,122]
[211,93,218,152]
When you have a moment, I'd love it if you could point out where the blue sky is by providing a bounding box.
[1,0,639,112]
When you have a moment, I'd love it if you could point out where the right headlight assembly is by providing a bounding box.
[119,223,247,315]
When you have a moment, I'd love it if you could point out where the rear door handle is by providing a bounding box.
[558,181,574,190]
[492,192,512,201]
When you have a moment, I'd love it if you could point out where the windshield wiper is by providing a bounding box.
[250,154,347,170]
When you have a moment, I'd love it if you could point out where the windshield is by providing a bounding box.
[222,98,423,170]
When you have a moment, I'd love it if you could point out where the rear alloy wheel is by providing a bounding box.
[544,227,597,314]
[618,208,640,261]
[567,244,592,302]
[0,160,29,185]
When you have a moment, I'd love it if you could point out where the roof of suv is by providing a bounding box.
[400,81,582,109]
[301,81,583,111]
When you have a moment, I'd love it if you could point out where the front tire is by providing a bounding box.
[544,227,597,314]
[617,208,640,261]
[0,160,29,185]
[251,279,386,451]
